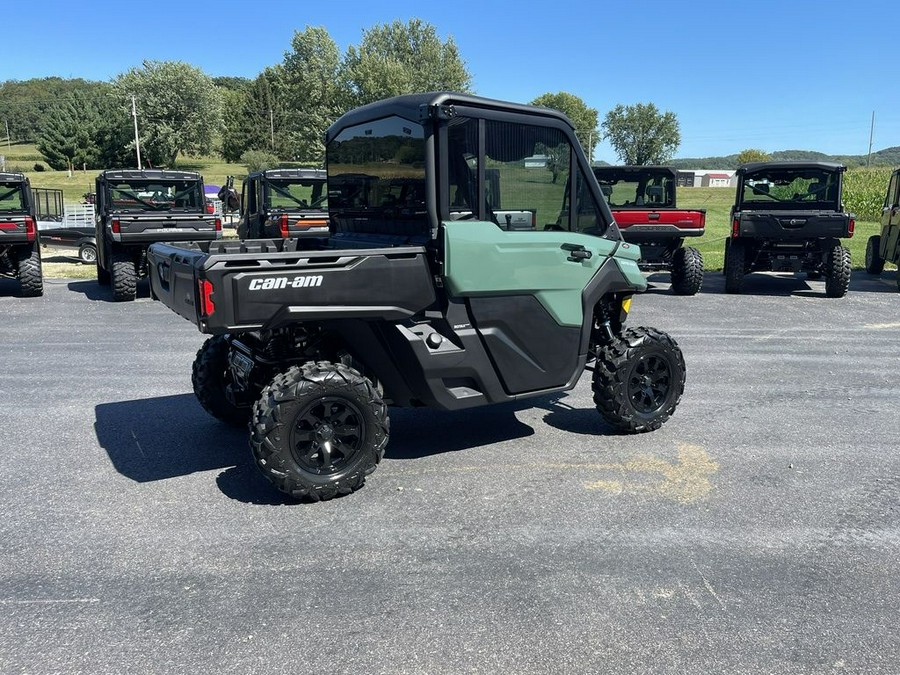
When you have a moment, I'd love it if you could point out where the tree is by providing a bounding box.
[531,92,599,160]
[280,26,345,164]
[736,148,770,165]
[0,77,101,143]
[602,103,680,165]
[220,70,289,162]
[37,90,102,171]
[36,83,132,170]
[113,61,223,167]
[341,19,472,107]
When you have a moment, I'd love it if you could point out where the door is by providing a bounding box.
[883,173,900,262]
[441,115,617,394]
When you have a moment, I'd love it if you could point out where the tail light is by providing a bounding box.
[731,218,740,238]
[279,213,289,238]
[25,216,36,242]
[198,279,215,318]
[0,222,16,230]
[848,218,855,237]
[112,219,121,234]
[531,211,537,228]
[205,202,215,214]
[214,218,222,232]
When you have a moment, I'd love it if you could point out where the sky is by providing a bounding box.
[3,0,899,163]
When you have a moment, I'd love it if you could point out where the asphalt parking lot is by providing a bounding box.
[1,270,898,674]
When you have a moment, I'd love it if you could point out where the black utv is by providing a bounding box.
[94,169,221,301]
[864,168,900,291]
[148,92,687,502]
[223,168,328,240]
[0,172,43,297]
[724,161,854,297]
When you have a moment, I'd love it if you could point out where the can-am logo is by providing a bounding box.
[248,276,323,291]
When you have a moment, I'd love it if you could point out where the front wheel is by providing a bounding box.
[593,327,686,433]
[824,244,851,298]
[724,238,746,294]
[670,246,704,295]
[16,247,43,297]
[192,336,251,426]
[865,235,885,275]
[250,362,389,501]
[110,252,137,301]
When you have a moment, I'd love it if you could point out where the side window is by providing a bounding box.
[447,116,478,218]
[246,181,257,215]
[886,175,899,209]
[573,167,602,233]
[484,120,570,231]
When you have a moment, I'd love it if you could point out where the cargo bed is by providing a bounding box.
[148,238,437,334]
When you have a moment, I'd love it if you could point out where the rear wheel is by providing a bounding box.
[78,243,97,264]
[110,252,137,301]
[670,246,703,295]
[593,327,685,433]
[865,235,885,275]
[16,247,43,297]
[192,335,251,426]
[824,244,851,298]
[251,362,388,501]
[724,238,746,294]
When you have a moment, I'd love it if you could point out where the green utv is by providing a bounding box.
[865,168,900,291]
[148,93,686,501]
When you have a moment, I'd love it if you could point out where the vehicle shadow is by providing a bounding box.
[0,277,25,298]
[692,271,898,297]
[96,391,636,505]
[67,278,153,301]
[384,403,536,460]
[95,394,246,481]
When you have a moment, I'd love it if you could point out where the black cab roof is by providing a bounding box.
[326,91,577,142]
[249,168,326,180]
[737,161,845,175]
[98,169,202,181]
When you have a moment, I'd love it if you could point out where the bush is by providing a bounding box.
[240,150,280,173]
[32,163,45,172]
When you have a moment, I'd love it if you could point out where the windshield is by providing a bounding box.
[592,169,675,208]
[106,179,204,211]
[740,168,840,208]
[265,177,328,211]
[0,181,27,213]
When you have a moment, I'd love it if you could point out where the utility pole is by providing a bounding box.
[4,120,10,151]
[131,95,142,170]
[866,111,875,167]
[269,109,275,151]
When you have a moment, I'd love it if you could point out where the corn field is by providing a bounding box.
[844,167,894,221]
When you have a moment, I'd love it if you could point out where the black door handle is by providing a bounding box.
[561,243,592,262]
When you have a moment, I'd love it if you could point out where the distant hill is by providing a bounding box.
[669,147,900,170]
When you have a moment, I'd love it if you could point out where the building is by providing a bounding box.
[701,172,733,188]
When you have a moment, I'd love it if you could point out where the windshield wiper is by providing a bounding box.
[110,188,162,210]
[266,181,308,208]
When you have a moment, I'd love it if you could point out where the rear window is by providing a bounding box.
[106,179,204,211]
[592,169,675,208]
[265,178,328,211]
[0,182,27,212]
[327,116,428,238]
[740,168,840,208]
